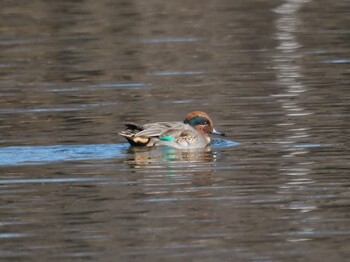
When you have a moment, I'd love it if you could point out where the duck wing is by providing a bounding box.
[135,122,184,138]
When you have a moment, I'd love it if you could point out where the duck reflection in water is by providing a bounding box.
[125,146,216,169]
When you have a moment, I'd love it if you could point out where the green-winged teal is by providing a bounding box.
[119,111,226,149]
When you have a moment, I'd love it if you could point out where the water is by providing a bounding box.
[1,0,349,261]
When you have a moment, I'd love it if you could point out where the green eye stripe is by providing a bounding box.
[189,116,209,126]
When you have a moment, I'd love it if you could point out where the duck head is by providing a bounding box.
[183,111,227,137]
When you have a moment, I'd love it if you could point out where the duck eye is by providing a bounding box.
[202,120,209,125]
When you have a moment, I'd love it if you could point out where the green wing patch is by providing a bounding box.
[159,135,175,141]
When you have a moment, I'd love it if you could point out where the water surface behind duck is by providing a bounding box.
[1,0,349,261]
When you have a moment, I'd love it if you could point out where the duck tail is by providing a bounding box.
[119,124,151,146]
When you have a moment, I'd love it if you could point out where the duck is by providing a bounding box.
[119,111,226,149]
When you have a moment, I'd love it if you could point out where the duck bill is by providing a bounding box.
[210,128,227,137]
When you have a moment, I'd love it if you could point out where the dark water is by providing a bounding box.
[1,0,349,261]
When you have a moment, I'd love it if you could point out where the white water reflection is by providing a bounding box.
[273,0,311,163]
[273,0,316,214]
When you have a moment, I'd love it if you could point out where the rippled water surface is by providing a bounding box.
[1,0,349,261]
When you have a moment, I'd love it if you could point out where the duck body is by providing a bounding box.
[119,111,226,149]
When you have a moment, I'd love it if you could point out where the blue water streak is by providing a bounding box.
[0,139,239,167]
[0,144,127,166]
[212,138,240,149]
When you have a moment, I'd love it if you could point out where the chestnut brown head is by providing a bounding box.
[183,111,227,137]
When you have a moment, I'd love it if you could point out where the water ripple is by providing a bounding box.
[0,177,110,185]
[149,71,205,76]
[142,37,198,43]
